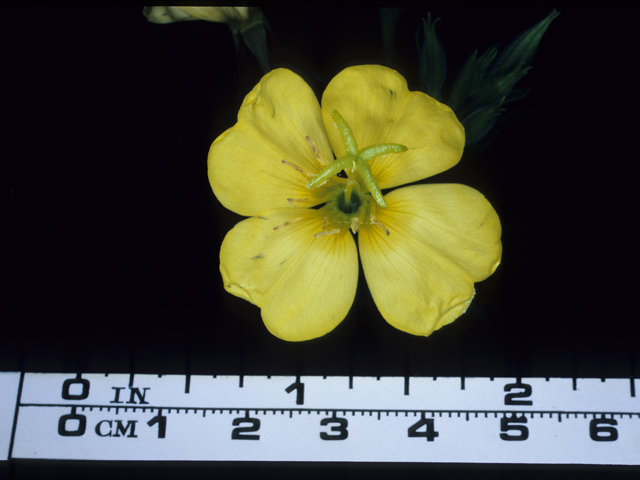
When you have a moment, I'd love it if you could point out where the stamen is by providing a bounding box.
[370,214,390,236]
[287,197,309,208]
[314,228,341,238]
[273,216,304,231]
[282,159,312,177]
[305,136,330,166]
[350,217,360,234]
[322,217,329,230]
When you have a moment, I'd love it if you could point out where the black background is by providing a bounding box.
[2,7,638,479]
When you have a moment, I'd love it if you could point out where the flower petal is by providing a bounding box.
[220,209,358,341]
[321,65,465,189]
[180,7,250,25]
[209,69,336,217]
[358,184,502,336]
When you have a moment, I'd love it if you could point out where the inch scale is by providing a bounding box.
[1,373,639,464]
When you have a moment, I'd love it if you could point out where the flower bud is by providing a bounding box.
[418,13,447,102]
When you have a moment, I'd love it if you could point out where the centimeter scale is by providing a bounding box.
[0,373,638,464]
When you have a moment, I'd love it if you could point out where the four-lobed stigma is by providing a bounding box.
[281,110,407,238]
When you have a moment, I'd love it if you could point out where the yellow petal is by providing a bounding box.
[209,69,336,217]
[143,7,252,26]
[220,209,358,341]
[179,7,251,25]
[358,184,502,336]
[321,65,465,189]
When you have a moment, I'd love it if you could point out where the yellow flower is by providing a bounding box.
[208,65,502,342]
[143,7,254,27]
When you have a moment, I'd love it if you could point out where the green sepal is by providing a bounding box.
[230,9,270,73]
[503,87,530,104]
[418,13,447,102]
[462,100,506,146]
[448,50,477,112]
[492,9,560,78]
[471,44,500,96]
[472,63,530,111]
[452,44,500,119]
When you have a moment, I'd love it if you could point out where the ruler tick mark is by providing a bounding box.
[630,378,636,397]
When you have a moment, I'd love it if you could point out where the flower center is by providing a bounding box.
[280,111,404,237]
[306,110,408,209]
[336,184,361,214]
[317,179,372,235]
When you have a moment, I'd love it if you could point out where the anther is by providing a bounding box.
[305,136,330,166]
[273,216,304,231]
[314,228,341,238]
[287,197,309,208]
[350,217,360,234]
[281,159,312,177]
[370,214,390,236]
[322,217,329,230]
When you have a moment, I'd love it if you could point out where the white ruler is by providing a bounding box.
[1,372,639,464]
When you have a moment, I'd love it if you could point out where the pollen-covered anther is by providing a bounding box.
[305,136,330,166]
[281,159,312,178]
[314,228,341,239]
[273,216,304,231]
[350,217,360,234]
[287,197,309,208]
[370,214,390,236]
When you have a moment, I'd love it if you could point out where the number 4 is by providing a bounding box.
[408,414,439,441]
